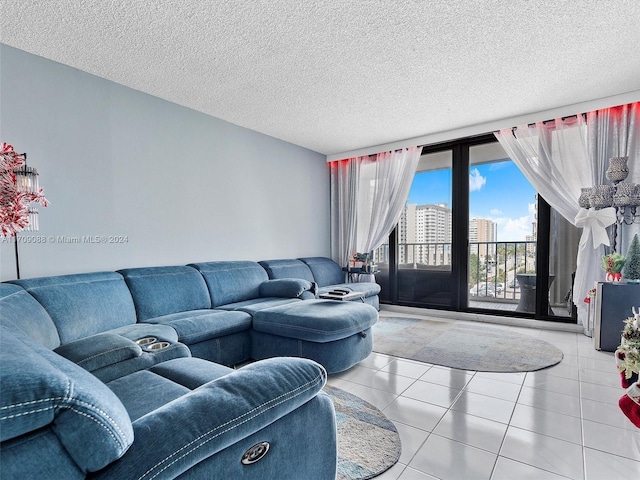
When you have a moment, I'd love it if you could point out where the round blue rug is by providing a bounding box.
[373,316,564,372]
[325,385,401,480]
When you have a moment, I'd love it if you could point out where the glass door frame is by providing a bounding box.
[383,133,576,324]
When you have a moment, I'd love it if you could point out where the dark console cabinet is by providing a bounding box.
[593,282,640,352]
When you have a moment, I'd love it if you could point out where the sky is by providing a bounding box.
[407,160,537,241]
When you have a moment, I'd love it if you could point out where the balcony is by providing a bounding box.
[373,241,573,318]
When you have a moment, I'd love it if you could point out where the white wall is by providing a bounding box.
[0,45,330,280]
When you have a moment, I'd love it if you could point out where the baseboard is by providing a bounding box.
[379,305,584,334]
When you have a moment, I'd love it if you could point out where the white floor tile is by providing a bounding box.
[538,361,580,381]
[393,422,430,465]
[402,380,462,408]
[419,366,474,389]
[581,396,639,432]
[500,426,584,480]
[373,461,407,480]
[509,403,583,444]
[365,370,417,395]
[347,383,398,411]
[383,396,448,432]
[582,419,640,461]
[380,358,433,379]
[451,390,516,424]
[432,409,508,454]
[579,367,622,388]
[580,381,624,404]
[464,375,523,402]
[523,371,581,397]
[357,351,395,370]
[583,446,640,480]
[409,434,497,480]
[475,370,526,385]
[517,385,582,418]
[396,465,440,480]
[491,456,573,480]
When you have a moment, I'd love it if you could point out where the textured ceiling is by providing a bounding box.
[2,1,640,156]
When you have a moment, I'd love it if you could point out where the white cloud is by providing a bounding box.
[469,168,486,192]
[495,203,537,241]
[490,208,503,215]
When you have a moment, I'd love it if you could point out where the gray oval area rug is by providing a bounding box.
[372,317,564,372]
[324,385,401,480]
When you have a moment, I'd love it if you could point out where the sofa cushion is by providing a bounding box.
[149,357,234,389]
[118,265,211,321]
[215,297,301,315]
[54,333,142,372]
[259,259,316,283]
[143,309,252,344]
[299,257,346,286]
[106,370,191,422]
[188,261,269,307]
[259,278,314,298]
[252,300,378,343]
[7,272,137,345]
[0,326,133,472]
[0,283,60,349]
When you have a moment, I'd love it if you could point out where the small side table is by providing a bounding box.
[515,274,555,315]
[342,267,379,283]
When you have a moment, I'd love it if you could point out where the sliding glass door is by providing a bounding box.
[377,134,578,323]
[375,149,453,307]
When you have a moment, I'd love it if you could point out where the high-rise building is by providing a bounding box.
[400,203,452,266]
[470,217,498,259]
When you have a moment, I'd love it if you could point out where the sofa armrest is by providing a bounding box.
[92,357,328,480]
[54,333,142,372]
[259,278,315,298]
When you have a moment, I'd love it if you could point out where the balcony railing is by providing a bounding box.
[373,240,538,301]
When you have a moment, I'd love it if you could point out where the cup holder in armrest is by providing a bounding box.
[136,337,157,346]
[145,341,170,351]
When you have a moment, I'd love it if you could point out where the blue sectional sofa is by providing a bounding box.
[0,257,378,479]
[259,256,381,309]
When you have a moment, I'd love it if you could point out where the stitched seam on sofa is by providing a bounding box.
[65,399,131,446]
[1,378,70,418]
[1,405,57,420]
[0,396,67,412]
[2,362,130,445]
[63,406,128,451]
[75,345,138,366]
[138,373,325,480]
[58,378,130,444]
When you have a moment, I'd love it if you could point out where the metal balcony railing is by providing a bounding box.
[373,240,538,301]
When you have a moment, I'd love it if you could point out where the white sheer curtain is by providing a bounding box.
[495,102,639,325]
[330,147,421,267]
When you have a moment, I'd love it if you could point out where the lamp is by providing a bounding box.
[0,143,48,278]
[581,156,640,253]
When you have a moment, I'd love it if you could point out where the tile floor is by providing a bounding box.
[327,309,640,480]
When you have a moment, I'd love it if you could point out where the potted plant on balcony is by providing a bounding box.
[601,252,625,282]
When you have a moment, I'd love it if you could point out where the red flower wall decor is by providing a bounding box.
[0,142,49,236]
